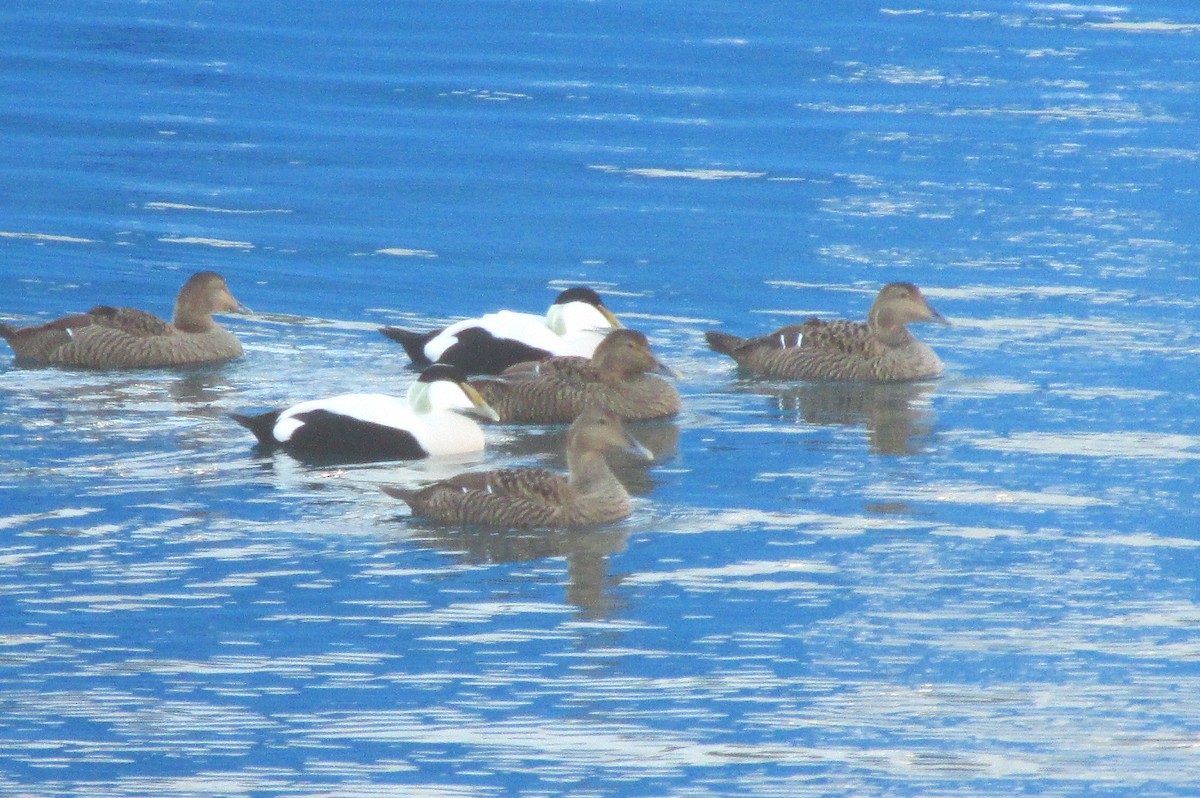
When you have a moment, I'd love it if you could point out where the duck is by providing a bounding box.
[470,328,681,424]
[229,364,500,461]
[379,286,622,374]
[0,271,249,369]
[383,406,652,528]
[705,282,949,383]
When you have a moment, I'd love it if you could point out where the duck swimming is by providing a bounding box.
[705,282,949,383]
[470,328,681,424]
[383,406,652,528]
[230,364,500,461]
[379,286,621,374]
[0,271,249,369]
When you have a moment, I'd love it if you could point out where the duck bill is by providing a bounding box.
[221,290,253,315]
[459,383,501,422]
[653,358,681,379]
[599,306,623,330]
[623,432,654,462]
[928,306,950,325]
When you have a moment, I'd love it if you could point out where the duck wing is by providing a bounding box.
[82,306,175,337]
[1,306,174,364]
[497,354,596,382]
[445,467,572,504]
[788,318,873,355]
[471,356,603,423]
[734,319,872,355]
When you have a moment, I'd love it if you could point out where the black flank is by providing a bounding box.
[439,327,552,374]
[286,409,429,461]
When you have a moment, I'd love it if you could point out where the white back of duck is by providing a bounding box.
[272,393,405,442]
[426,310,559,361]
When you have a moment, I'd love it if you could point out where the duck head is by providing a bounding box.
[409,364,501,421]
[545,286,622,336]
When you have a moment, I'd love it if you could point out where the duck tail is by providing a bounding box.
[704,330,746,356]
[229,410,282,446]
[381,485,416,506]
[0,323,16,343]
[379,327,435,366]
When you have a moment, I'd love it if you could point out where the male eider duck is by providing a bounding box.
[379,286,622,374]
[230,364,500,461]
[705,282,949,383]
[383,406,652,528]
[470,328,681,424]
[0,271,249,369]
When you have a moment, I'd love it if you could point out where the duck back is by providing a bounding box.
[473,357,680,423]
[3,306,242,368]
[45,320,242,368]
[388,466,631,528]
[708,319,941,382]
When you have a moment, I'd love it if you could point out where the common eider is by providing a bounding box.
[230,364,500,461]
[379,286,621,374]
[705,282,949,383]
[0,271,249,369]
[470,328,681,424]
[383,406,652,528]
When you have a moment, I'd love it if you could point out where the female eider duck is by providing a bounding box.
[705,282,949,383]
[379,286,622,374]
[230,364,500,462]
[470,328,681,424]
[0,271,249,369]
[383,406,652,528]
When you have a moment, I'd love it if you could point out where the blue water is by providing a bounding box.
[2,1,1200,795]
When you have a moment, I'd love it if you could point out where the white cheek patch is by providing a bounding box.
[424,380,473,413]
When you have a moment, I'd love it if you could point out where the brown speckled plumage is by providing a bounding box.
[471,329,681,423]
[383,407,652,528]
[0,271,248,369]
[706,282,948,383]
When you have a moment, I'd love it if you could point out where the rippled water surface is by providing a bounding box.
[2,1,1200,796]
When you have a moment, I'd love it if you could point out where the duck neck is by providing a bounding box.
[598,367,633,386]
[867,304,914,347]
[592,356,639,386]
[173,299,215,333]
[568,450,624,497]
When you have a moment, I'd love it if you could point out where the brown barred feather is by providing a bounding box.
[471,329,680,423]
[384,407,648,528]
[705,282,947,383]
[0,271,247,369]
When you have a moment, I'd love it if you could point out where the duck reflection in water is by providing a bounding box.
[743,380,938,455]
[404,521,631,618]
[389,409,670,617]
[169,366,237,415]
